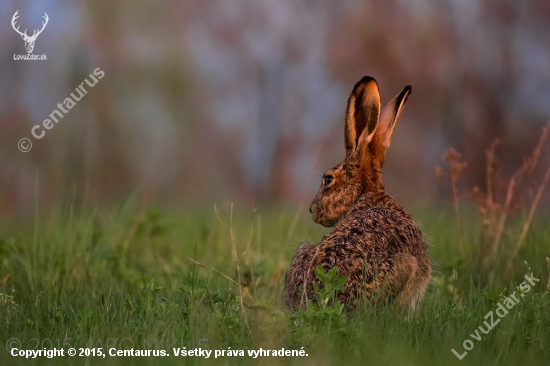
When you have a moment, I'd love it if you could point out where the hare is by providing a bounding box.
[283,76,431,313]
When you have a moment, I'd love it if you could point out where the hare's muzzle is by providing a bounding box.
[310,202,322,224]
[309,202,317,216]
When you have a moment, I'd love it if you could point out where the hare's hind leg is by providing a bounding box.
[389,253,428,314]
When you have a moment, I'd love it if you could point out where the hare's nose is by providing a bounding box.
[309,206,313,214]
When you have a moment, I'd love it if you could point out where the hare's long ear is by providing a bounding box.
[377,85,411,150]
[344,76,381,162]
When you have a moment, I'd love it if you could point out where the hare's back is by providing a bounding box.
[327,205,423,254]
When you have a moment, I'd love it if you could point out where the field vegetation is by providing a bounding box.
[1,129,550,365]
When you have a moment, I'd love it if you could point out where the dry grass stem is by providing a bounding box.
[484,123,550,268]
[186,257,241,288]
[507,166,550,272]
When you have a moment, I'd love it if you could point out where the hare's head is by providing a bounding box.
[310,76,411,227]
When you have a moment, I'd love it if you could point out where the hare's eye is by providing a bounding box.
[323,175,334,186]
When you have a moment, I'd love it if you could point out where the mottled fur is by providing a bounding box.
[283,77,431,313]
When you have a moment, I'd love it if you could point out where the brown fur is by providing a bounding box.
[283,77,431,313]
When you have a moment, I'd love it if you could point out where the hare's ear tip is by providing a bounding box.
[401,85,412,102]
[359,76,376,83]
[356,76,377,87]
[352,76,379,94]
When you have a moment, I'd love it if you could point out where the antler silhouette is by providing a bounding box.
[31,13,49,39]
[11,11,27,38]
[11,11,49,53]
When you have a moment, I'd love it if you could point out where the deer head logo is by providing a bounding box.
[11,11,49,54]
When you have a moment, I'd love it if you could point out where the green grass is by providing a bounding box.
[0,201,549,365]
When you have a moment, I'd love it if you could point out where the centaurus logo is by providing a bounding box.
[11,10,49,54]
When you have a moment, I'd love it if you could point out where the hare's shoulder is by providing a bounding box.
[345,203,415,230]
[320,204,422,251]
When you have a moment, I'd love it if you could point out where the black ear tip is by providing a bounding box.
[353,76,377,91]
[397,84,412,104]
[359,76,376,84]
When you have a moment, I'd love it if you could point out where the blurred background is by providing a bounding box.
[1,0,550,217]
